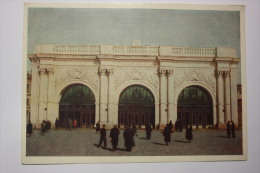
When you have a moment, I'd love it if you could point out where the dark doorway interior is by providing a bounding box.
[118,85,155,129]
[59,84,95,128]
[177,86,213,129]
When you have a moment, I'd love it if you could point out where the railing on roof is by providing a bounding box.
[35,44,217,57]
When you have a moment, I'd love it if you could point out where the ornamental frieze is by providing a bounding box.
[114,68,159,91]
[54,67,99,93]
[173,69,216,93]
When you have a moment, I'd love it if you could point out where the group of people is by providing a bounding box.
[162,121,193,145]
[226,121,236,138]
[97,124,134,151]
[96,122,153,152]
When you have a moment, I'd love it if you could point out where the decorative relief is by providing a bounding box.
[54,67,99,94]
[174,69,216,93]
[114,68,159,92]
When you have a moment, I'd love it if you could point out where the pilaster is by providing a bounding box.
[217,71,225,127]
[38,67,48,123]
[30,61,39,125]
[46,67,56,122]
[107,69,115,124]
[167,70,174,123]
[224,71,231,123]
[230,64,238,125]
[158,68,167,128]
[99,67,108,123]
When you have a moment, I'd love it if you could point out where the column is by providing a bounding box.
[107,69,114,124]
[230,65,238,125]
[224,71,231,123]
[38,67,48,123]
[46,67,56,123]
[167,70,174,123]
[30,62,39,125]
[159,69,167,127]
[99,68,108,123]
[217,71,225,126]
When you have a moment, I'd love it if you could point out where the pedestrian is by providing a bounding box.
[226,121,231,138]
[175,119,179,132]
[109,125,120,150]
[55,118,59,129]
[96,121,100,133]
[179,119,183,132]
[168,120,174,132]
[132,124,137,136]
[145,122,152,140]
[163,124,172,145]
[26,120,33,137]
[98,124,107,148]
[185,125,193,143]
[231,121,236,138]
[40,120,46,135]
[123,125,134,152]
[73,119,77,130]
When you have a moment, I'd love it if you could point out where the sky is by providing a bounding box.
[27,8,241,81]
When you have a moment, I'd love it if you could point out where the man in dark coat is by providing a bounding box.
[145,122,152,140]
[96,121,100,133]
[175,119,179,132]
[40,120,46,135]
[98,124,107,148]
[26,121,33,137]
[185,125,193,143]
[226,121,231,138]
[123,125,134,152]
[168,120,173,132]
[109,125,120,150]
[163,124,172,145]
[231,121,236,138]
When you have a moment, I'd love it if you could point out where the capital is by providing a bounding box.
[38,68,46,74]
[224,71,230,77]
[46,68,54,75]
[106,69,114,75]
[98,68,107,75]
[158,68,167,75]
[166,69,174,75]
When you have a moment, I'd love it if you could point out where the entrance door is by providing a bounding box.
[59,84,95,128]
[118,85,155,129]
[177,86,213,129]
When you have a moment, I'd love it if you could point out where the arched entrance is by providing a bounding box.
[59,84,95,128]
[177,85,213,129]
[118,85,155,129]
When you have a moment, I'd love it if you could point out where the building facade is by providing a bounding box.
[28,44,239,129]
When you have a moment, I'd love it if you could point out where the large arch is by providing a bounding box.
[58,83,96,128]
[114,81,159,127]
[55,80,98,104]
[117,84,156,129]
[174,81,218,128]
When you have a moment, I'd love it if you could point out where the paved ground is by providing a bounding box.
[26,129,242,156]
